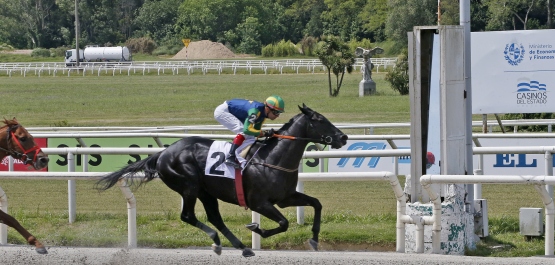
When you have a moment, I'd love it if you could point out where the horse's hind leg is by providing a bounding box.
[178,194,225,254]
[0,210,47,254]
[246,202,290,239]
[198,192,254,257]
[274,192,322,251]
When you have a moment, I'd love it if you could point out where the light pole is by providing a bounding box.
[74,0,80,67]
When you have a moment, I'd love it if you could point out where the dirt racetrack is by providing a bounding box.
[0,245,551,265]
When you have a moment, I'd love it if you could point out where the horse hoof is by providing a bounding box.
[35,247,48,254]
[211,244,222,255]
[242,248,255,257]
[245,223,259,231]
[308,238,318,251]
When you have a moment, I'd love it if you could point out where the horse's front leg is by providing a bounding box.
[275,191,322,251]
[0,210,47,254]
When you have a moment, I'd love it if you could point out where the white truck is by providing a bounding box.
[65,46,132,66]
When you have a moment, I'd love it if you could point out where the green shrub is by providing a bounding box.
[261,44,274,57]
[31,48,51,57]
[152,46,170,56]
[50,47,69,57]
[299,36,318,56]
[275,40,299,57]
[125,37,157,54]
[152,45,184,56]
[169,45,182,55]
[384,49,408,95]
[261,40,299,57]
[0,43,14,51]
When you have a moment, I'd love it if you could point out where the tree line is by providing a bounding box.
[1,0,554,54]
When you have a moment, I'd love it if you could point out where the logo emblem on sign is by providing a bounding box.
[516,79,546,92]
[504,43,525,66]
[515,78,548,105]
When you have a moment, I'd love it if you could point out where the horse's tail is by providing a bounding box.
[94,152,161,191]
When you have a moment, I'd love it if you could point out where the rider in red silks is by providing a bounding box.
[214,95,285,168]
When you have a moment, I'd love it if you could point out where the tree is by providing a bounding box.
[0,0,59,48]
[385,0,437,52]
[236,17,262,54]
[438,0,461,25]
[385,49,409,95]
[278,0,326,43]
[485,0,545,30]
[321,0,367,40]
[359,0,389,42]
[315,35,355,97]
[134,0,180,44]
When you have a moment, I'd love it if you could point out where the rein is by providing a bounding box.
[250,162,298,173]
[272,133,332,145]
[0,125,42,165]
[245,115,336,173]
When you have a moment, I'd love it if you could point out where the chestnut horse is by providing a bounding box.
[0,118,49,254]
[96,104,348,257]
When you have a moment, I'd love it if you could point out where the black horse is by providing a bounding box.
[95,104,348,257]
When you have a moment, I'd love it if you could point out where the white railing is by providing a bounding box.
[421,174,555,256]
[0,58,398,77]
[25,119,555,135]
[2,142,555,254]
[0,147,407,251]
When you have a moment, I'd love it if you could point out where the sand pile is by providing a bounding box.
[172,40,238,60]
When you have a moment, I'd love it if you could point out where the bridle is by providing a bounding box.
[272,115,334,146]
[247,114,337,173]
[0,125,42,165]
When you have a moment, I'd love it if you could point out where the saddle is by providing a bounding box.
[205,141,255,209]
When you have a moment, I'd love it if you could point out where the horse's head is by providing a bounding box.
[298,104,348,149]
[1,118,49,170]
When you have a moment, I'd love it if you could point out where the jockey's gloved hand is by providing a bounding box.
[262,128,275,137]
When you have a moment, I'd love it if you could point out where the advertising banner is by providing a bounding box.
[48,137,181,172]
[301,144,328,173]
[326,138,554,176]
[0,138,48,171]
[471,29,555,114]
[472,138,555,175]
[328,140,411,175]
[47,138,323,173]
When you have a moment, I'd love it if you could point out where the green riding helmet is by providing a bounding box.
[265,95,285,113]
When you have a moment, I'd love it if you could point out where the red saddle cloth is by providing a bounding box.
[234,167,247,209]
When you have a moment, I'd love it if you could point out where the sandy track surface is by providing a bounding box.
[0,245,552,265]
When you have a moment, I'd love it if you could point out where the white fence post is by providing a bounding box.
[117,179,137,248]
[68,151,76,224]
[0,187,8,244]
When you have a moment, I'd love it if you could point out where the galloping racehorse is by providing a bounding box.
[96,104,348,257]
[0,118,50,254]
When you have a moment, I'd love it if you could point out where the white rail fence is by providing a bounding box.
[421,174,555,256]
[26,119,555,135]
[3,123,555,254]
[0,58,397,77]
[0,148,408,251]
[2,144,555,255]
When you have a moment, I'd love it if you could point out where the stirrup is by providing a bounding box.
[225,157,241,169]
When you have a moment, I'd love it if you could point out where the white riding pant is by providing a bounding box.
[214,102,256,141]
[214,101,256,166]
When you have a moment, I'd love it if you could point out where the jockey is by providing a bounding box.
[214,95,285,168]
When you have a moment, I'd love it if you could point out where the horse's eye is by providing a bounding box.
[19,137,27,142]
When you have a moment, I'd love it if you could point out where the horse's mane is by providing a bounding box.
[276,113,303,133]
[1,118,18,128]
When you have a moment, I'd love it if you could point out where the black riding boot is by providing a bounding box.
[225,143,241,169]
